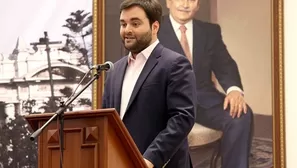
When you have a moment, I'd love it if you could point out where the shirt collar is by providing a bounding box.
[169,14,193,32]
[127,39,159,63]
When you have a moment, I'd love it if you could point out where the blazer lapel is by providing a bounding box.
[124,44,163,113]
[192,20,206,68]
[114,58,128,114]
[160,16,185,55]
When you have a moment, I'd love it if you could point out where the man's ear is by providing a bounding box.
[152,21,160,35]
[166,0,170,8]
[196,0,201,12]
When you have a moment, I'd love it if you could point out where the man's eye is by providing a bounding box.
[133,22,140,27]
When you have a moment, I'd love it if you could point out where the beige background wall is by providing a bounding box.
[285,0,297,166]
[211,0,272,116]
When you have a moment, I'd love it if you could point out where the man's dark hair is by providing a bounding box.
[120,0,163,26]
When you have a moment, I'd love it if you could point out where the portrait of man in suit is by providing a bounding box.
[102,0,197,167]
[157,0,254,167]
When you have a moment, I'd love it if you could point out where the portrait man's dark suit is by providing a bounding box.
[102,43,197,168]
[158,15,254,168]
[158,15,244,108]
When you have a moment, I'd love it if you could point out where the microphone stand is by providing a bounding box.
[30,68,102,168]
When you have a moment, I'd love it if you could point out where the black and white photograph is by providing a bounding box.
[0,1,93,167]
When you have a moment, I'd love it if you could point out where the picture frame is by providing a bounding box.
[93,0,286,167]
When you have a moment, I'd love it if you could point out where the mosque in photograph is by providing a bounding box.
[0,37,92,116]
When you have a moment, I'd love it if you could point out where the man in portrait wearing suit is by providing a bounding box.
[102,0,197,167]
[158,0,254,168]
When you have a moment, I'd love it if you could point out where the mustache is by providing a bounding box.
[177,8,191,12]
[124,36,135,38]
[124,32,135,38]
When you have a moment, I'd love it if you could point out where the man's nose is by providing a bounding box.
[181,0,190,8]
[124,24,133,33]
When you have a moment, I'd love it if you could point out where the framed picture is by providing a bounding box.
[94,0,285,167]
[0,1,94,167]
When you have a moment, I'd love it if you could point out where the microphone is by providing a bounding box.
[91,61,114,71]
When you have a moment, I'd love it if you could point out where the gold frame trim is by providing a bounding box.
[92,0,105,109]
[278,0,285,166]
[92,0,98,109]
[272,0,286,167]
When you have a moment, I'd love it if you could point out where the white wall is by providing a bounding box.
[214,0,272,116]
[284,0,297,167]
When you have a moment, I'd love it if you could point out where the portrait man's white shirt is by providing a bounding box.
[169,14,193,58]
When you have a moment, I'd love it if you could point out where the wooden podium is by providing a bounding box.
[25,108,147,168]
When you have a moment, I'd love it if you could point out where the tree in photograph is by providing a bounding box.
[0,102,10,167]
[56,9,93,112]
[6,113,37,168]
[59,10,93,68]
[0,100,38,168]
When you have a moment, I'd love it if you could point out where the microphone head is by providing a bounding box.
[105,61,114,71]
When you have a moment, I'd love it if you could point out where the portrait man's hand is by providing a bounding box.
[223,90,247,118]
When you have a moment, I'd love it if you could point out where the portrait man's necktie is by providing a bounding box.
[179,25,192,64]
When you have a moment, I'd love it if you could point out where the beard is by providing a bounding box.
[121,30,152,54]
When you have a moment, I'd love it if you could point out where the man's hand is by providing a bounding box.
[144,158,154,168]
[223,90,247,118]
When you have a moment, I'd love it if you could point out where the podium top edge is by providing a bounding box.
[24,108,117,120]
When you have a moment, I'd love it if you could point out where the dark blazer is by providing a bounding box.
[158,15,243,109]
[102,43,196,168]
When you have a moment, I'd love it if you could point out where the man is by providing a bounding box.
[158,0,253,168]
[102,0,197,167]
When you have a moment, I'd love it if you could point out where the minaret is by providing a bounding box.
[10,37,30,77]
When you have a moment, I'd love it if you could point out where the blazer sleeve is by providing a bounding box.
[209,24,244,91]
[143,55,196,168]
[102,71,110,108]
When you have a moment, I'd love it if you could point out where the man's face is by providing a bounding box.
[166,0,200,24]
[120,6,159,54]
